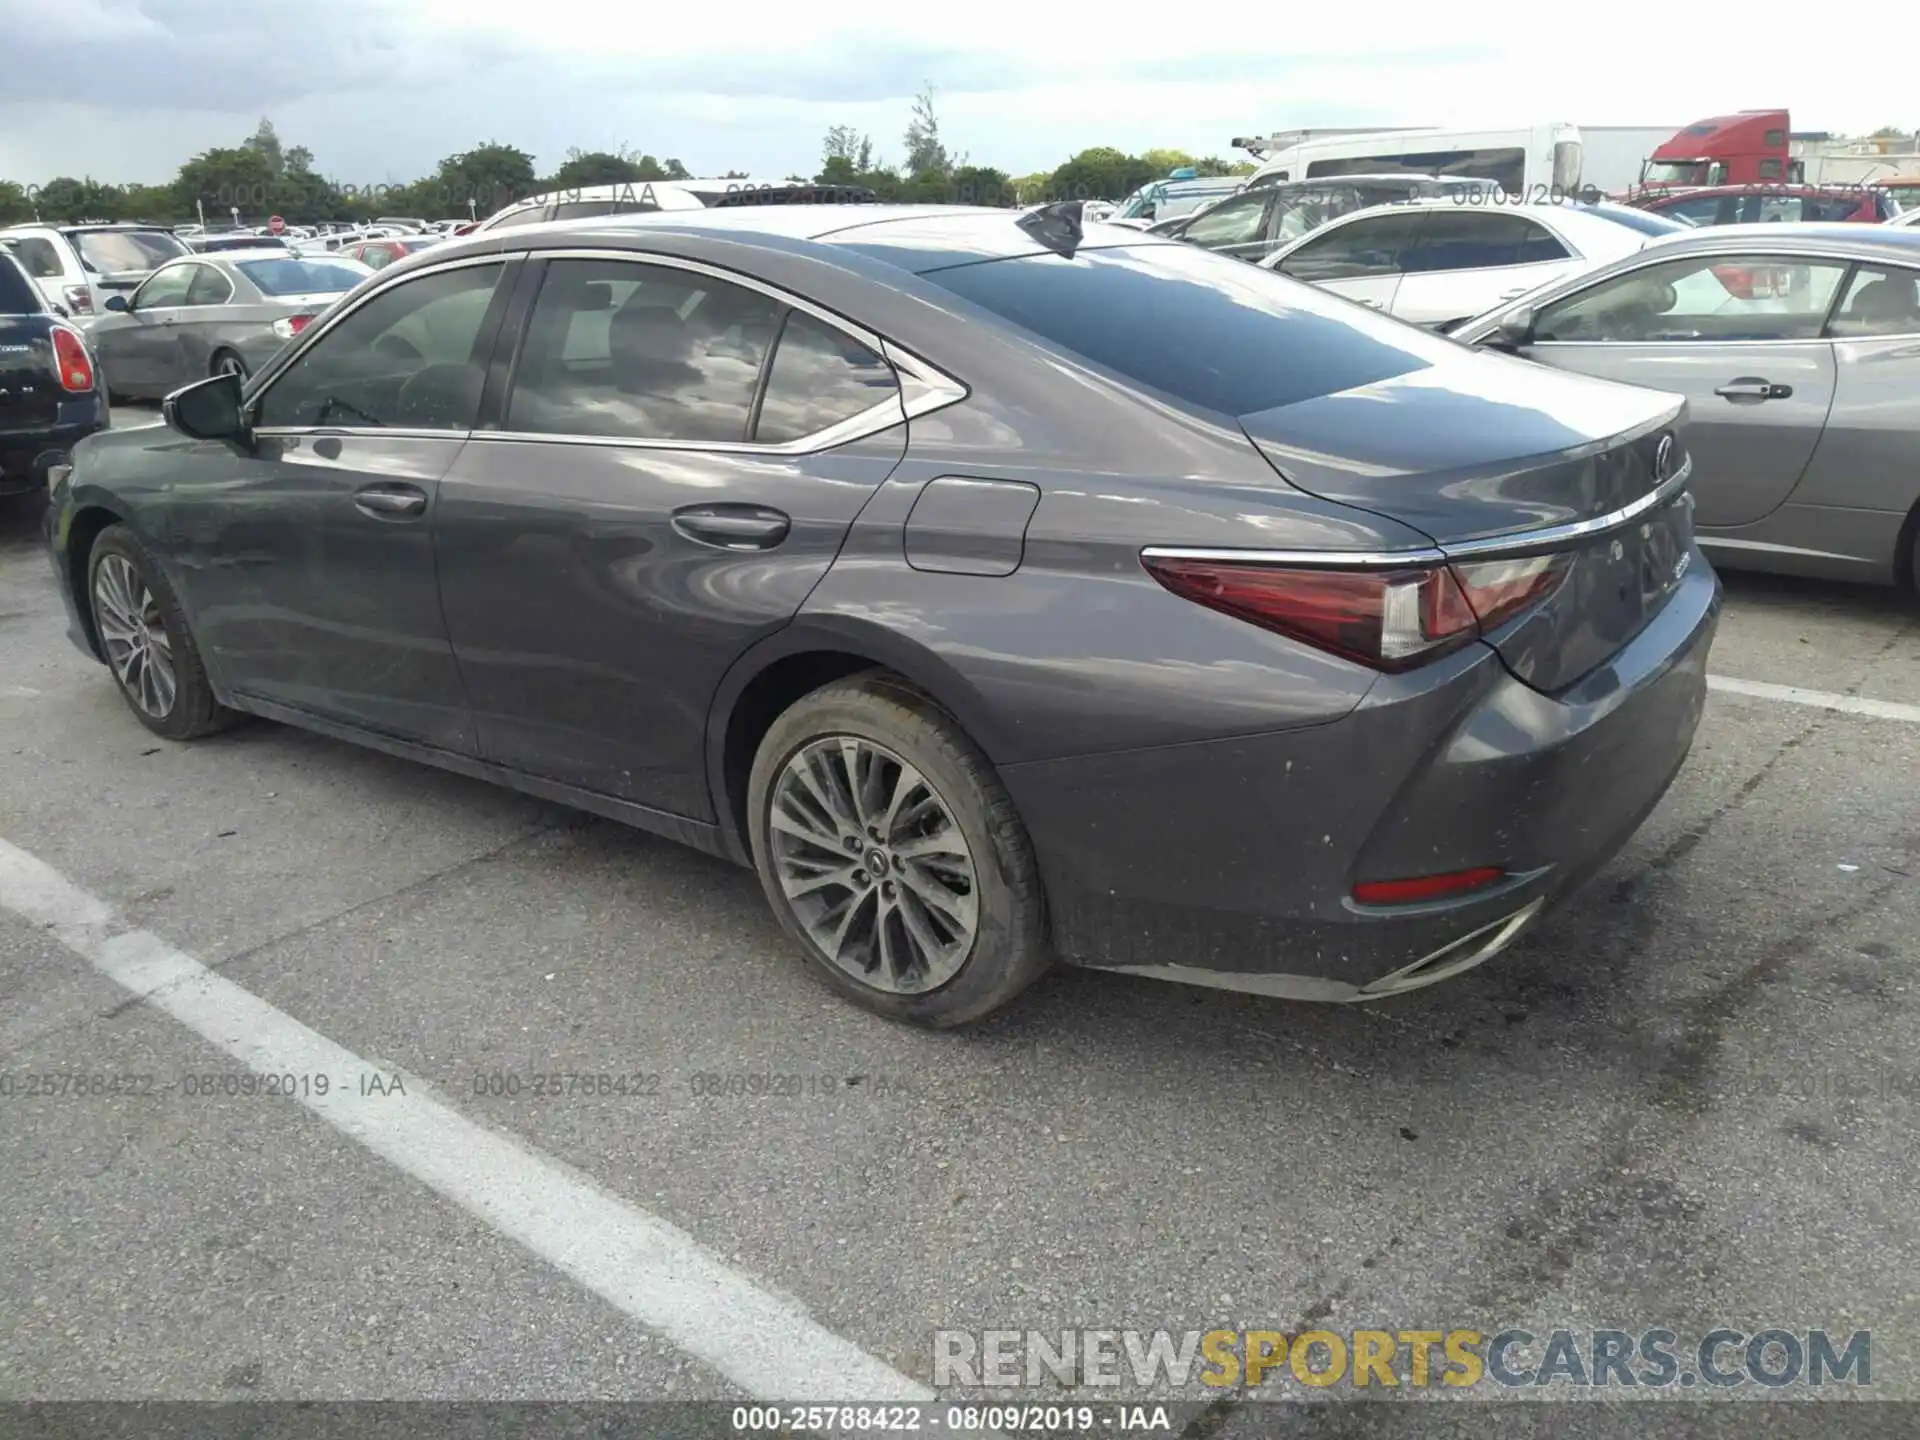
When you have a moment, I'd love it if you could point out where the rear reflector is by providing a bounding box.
[1141,552,1569,672]
[50,327,94,393]
[1353,867,1505,905]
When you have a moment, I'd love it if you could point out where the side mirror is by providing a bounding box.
[1480,307,1536,351]
[104,294,130,313]
[163,372,250,446]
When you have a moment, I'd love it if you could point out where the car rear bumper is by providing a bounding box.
[0,405,108,495]
[1001,553,1721,998]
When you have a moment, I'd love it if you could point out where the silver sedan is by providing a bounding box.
[1454,223,1920,586]
[90,249,373,399]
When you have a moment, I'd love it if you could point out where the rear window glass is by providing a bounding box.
[69,229,189,274]
[236,258,368,295]
[0,252,42,312]
[910,243,1435,415]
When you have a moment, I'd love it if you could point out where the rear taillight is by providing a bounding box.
[1141,552,1569,672]
[51,327,94,393]
[61,284,93,316]
[271,313,316,340]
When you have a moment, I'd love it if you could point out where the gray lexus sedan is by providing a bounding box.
[89,249,373,397]
[45,204,1720,1027]
[1454,224,1920,587]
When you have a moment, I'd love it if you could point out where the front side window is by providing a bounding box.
[1278,212,1427,282]
[1827,265,1920,337]
[754,312,898,444]
[133,264,196,310]
[1403,212,1568,273]
[256,261,506,430]
[1534,254,1851,343]
[1179,193,1271,250]
[504,258,783,443]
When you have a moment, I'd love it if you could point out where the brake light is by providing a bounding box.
[1353,867,1505,905]
[50,327,94,393]
[61,284,93,316]
[271,313,315,340]
[1141,552,1569,672]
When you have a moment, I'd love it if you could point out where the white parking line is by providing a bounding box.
[0,835,968,1424]
[1709,676,1920,724]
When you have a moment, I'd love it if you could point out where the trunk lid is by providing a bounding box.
[1239,353,1695,693]
[0,317,62,431]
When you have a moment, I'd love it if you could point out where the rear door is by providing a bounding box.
[1521,250,1850,527]
[1271,211,1427,314]
[1391,209,1578,327]
[433,254,911,821]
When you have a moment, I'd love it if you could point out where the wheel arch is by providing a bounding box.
[705,618,1013,863]
[61,501,130,660]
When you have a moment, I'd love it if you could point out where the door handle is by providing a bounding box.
[1714,377,1792,402]
[672,504,791,550]
[353,483,428,520]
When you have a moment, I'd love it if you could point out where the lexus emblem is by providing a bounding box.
[1654,434,1678,483]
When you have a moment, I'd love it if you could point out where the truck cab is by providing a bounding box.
[1638,111,1792,192]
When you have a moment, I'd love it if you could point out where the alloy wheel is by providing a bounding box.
[93,554,176,719]
[767,735,979,994]
[215,353,246,379]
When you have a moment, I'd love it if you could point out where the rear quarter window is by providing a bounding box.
[0,253,42,312]
[909,242,1438,415]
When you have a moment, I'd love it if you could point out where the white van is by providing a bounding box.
[1241,124,1586,202]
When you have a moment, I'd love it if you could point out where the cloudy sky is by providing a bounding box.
[0,0,1906,188]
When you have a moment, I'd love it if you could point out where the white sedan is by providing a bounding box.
[1258,199,1679,331]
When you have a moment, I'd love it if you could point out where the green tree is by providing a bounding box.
[242,117,285,176]
[173,146,278,224]
[432,141,538,219]
[35,176,129,222]
[548,148,648,189]
[0,180,35,224]
[903,84,952,178]
[822,126,876,172]
[1047,147,1158,204]
[1870,125,1911,139]
[949,164,1012,206]
[120,183,179,223]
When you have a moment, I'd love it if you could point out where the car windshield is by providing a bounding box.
[68,229,189,274]
[911,241,1449,415]
[235,258,369,295]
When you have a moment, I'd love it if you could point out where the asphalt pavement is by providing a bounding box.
[2,406,1917,1434]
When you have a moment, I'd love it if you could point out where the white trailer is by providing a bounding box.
[1571,126,1686,196]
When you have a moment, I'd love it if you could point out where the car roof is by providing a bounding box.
[1629,222,1920,261]
[429,204,1178,274]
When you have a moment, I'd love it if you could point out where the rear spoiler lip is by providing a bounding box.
[1139,457,1694,570]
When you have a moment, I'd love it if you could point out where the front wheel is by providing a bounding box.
[747,674,1051,1027]
[87,524,239,740]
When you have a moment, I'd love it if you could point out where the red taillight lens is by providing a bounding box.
[272,313,316,340]
[1353,867,1505,905]
[50,327,94,393]
[1142,551,1569,672]
[61,284,93,316]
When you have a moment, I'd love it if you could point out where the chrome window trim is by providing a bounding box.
[1141,458,1694,568]
[249,246,969,452]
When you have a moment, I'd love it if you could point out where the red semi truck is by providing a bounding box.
[1638,110,1794,190]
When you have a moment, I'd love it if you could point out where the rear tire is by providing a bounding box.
[747,673,1051,1028]
[86,523,239,741]
[210,349,248,382]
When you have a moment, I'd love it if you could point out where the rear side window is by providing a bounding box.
[184,265,233,305]
[914,243,1436,415]
[1277,212,1427,281]
[484,204,551,231]
[1405,212,1568,272]
[11,237,66,279]
[1827,265,1920,337]
[0,252,42,312]
[505,258,783,443]
[754,312,898,444]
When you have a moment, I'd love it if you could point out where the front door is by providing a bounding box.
[1523,251,1851,528]
[164,257,518,750]
[107,263,195,394]
[433,255,910,821]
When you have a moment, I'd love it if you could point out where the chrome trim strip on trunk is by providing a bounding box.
[1141,459,1692,569]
